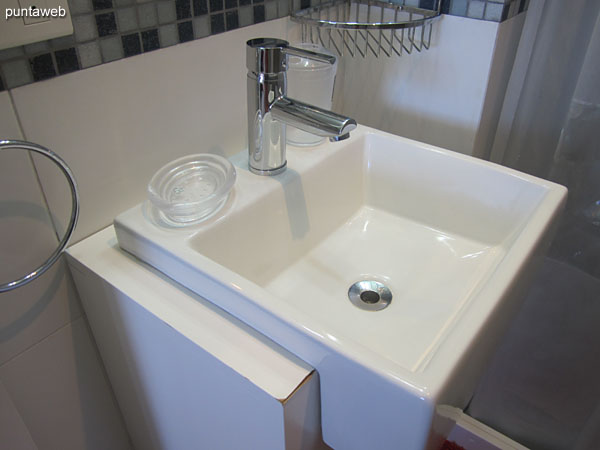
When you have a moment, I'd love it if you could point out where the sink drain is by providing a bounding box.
[348,280,392,311]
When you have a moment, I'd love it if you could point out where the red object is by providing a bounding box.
[440,440,466,450]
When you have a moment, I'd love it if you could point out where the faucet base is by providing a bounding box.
[330,132,351,142]
[248,161,287,176]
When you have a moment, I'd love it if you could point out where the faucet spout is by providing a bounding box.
[271,97,357,139]
[246,37,356,176]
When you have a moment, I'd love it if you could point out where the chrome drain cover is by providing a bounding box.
[348,280,392,311]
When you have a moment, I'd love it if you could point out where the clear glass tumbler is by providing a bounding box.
[286,43,338,147]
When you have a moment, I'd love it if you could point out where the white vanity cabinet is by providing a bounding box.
[67,226,328,450]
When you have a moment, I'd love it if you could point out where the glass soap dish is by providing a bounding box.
[147,154,236,227]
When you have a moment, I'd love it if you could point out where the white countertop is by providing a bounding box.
[67,225,314,401]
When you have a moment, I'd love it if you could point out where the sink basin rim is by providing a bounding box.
[115,125,567,394]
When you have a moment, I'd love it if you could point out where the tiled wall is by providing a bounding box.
[0,0,527,90]
[0,91,132,449]
[0,0,290,90]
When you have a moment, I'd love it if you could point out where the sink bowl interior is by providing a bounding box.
[189,133,548,372]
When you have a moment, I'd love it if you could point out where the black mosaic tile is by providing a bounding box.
[55,47,80,74]
[239,0,250,5]
[209,0,223,12]
[30,53,56,81]
[122,33,142,56]
[225,10,238,29]
[176,0,192,19]
[440,0,450,14]
[300,0,309,9]
[419,0,435,10]
[193,0,208,16]
[178,21,194,42]
[253,4,264,22]
[142,29,160,52]
[501,3,510,21]
[225,0,236,8]
[96,12,117,37]
[211,13,225,33]
[92,0,113,10]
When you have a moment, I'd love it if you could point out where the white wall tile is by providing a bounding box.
[0,148,58,285]
[0,92,82,365]
[0,91,22,139]
[0,259,82,366]
[334,15,499,156]
[472,13,526,159]
[11,18,297,243]
[0,93,126,450]
[0,317,132,450]
[0,379,37,450]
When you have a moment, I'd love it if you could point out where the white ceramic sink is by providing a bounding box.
[115,125,566,449]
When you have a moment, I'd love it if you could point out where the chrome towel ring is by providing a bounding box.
[0,140,79,293]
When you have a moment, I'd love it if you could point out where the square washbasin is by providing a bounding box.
[115,125,566,449]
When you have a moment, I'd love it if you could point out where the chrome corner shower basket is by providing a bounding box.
[291,0,441,58]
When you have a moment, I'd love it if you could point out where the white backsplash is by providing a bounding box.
[12,19,297,243]
[8,15,509,244]
[334,14,500,155]
[0,91,131,450]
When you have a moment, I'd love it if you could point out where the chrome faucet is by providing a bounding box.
[246,38,357,176]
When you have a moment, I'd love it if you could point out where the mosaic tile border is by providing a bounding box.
[0,0,289,90]
[0,0,528,91]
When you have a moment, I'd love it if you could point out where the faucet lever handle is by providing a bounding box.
[246,38,336,73]
[282,46,337,65]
